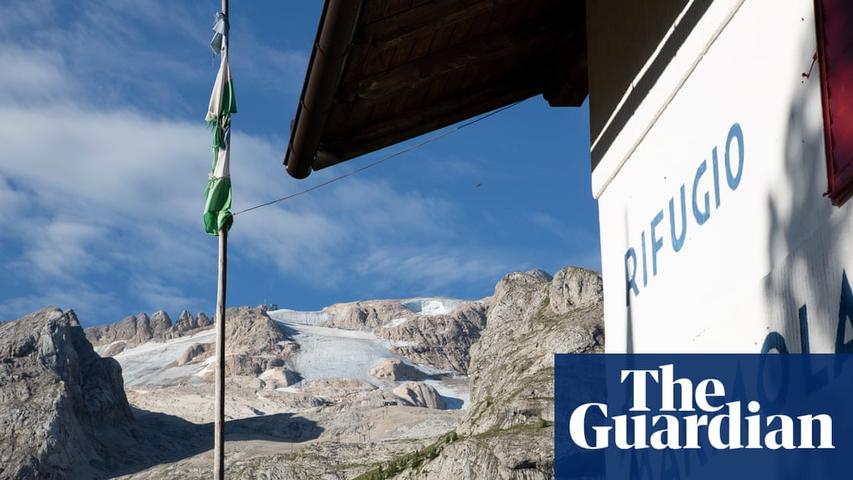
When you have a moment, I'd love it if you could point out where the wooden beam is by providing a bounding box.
[359,0,391,24]
[543,22,588,107]
[316,71,546,167]
[344,16,563,103]
[360,0,516,49]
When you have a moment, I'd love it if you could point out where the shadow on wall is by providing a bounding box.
[624,212,634,353]
[106,408,323,477]
[762,31,847,355]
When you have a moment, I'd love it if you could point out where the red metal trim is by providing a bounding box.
[814,0,853,206]
[815,0,835,200]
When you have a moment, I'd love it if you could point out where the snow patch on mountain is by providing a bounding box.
[276,320,396,385]
[113,329,214,386]
[267,308,330,326]
[383,317,409,329]
[400,297,465,316]
[269,313,469,408]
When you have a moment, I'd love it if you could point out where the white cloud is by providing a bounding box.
[355,246,513,294]
[0,5,542,323]
[0,51,494,322]
[130,275,203,315]
[0,176,30,227]
[20,221,106,279]
[0,285,118,323]
[0,1,306,114]
[0,46,68,100]
[233,36,309,95]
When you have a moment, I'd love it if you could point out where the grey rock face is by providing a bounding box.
[148,310,172,336]
[173,343,213,367]
[85,313,156,353]
[172,310,196,334]
[463,266,604,436]
[224,307,291,355]
[260,368,302,389]
[86,310,213,352]
[324,301,413,330]
[84,312,160,353]
[526,268,554,282]
[0,308,135,479]
[394,432,553,480]
[548,267,603,314]
[390,266,604,479]
[323,299,488,375]
[99,341,129,358]
[195,312,211,328]
[392,382,447,409]
[213,307,297,378]
[378,302,487,375]
[369,359,427,382]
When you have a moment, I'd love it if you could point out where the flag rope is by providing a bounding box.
[232,99,524,217]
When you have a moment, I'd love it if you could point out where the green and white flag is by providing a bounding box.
[204,35,237,236]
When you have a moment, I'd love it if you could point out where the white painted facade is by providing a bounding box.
[593,0,853,353]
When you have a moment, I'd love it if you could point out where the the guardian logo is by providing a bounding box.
[568,364,834,450]
[556,354,853,478]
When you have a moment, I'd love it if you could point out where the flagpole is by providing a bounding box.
[214,2,229,478]
[214,228,227,479]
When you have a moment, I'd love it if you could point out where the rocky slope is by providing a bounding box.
[1,265,603,479]
[0,308,135,479]
[322,299,487,374]
[84,309,211,356]
[361,267,604,479]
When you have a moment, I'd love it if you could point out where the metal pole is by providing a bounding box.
[215,3,228,478]
[214,228,227,479]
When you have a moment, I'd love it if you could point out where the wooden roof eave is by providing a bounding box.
[284,0,363,179]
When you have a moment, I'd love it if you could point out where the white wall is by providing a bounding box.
[594,0,853,353]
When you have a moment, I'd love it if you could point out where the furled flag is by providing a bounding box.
[204,12,236,236]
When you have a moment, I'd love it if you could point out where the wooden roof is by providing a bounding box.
[284,0,588,179]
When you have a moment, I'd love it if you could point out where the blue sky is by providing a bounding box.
[0,1,599,326]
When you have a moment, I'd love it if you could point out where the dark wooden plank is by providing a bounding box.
[361,42,399,76]
[367,96,393,125]
[362,0,526,50]
[428,20,460,55]
[542,13,588,107]
[344,16,562,102]
[384,0,414,17]
[389,36,417,68]
[448,15,475,45]
[360,0,392,24]
[408,28,437,62]
[321,65,548,162]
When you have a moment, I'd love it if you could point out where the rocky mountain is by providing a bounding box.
[319,299,488,374]
[0,308,134,479]
[219,306,300,376]
[1,265,603,479]
[84,309,212,356]
[361,267,604,479]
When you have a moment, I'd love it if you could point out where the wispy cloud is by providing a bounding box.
[0,0,306,114]
[355,246,514,294]
[0,46,68,101]
[527,211,590,243]
[0,1,595,324]
[0,41,509,323]
[0,285,119,323]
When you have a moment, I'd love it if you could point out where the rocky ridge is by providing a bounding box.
[324,300,488,374]
[84,309,212,356]
[2,265,603,479]
[0,308,134,479]
[362,266,604,479]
